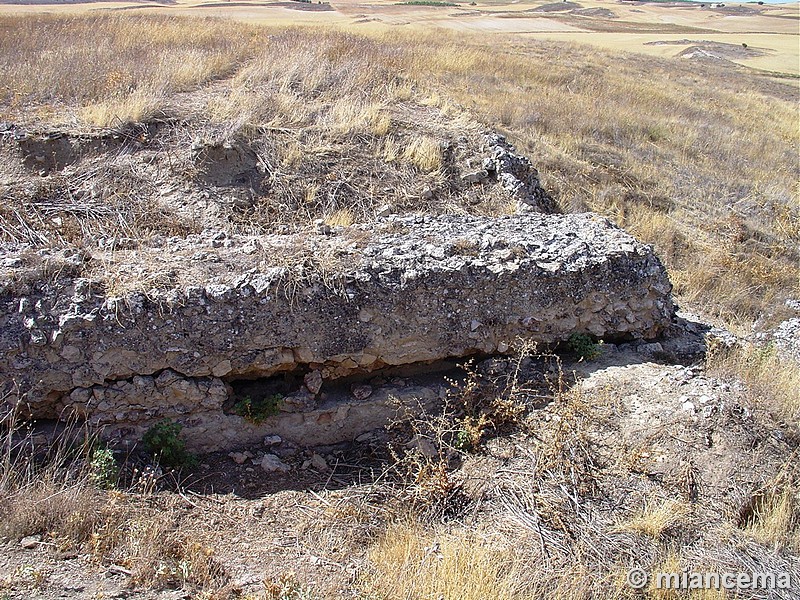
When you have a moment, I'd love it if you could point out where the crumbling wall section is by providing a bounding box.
[0,213,674,450]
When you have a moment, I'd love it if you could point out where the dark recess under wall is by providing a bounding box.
[224,370,307,412]
[221,358,473,415]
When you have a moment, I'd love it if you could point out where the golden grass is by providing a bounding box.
[646,553,731,600]
[0,471,102,544]
[382,136,402,163]
[79,87,166,128]
[364,520,737,600]
[364,522,527,600]
[88,497,225,588]
[324,208,355,227]
[616,498,692,538]
[203,29,408,134]
[402,134,443,172]
[0,15,256,126]
[707,343,800,420]
[743,488,799,549]
[371,110,393,137]
[0,5,796,562]
[1,481,225,588]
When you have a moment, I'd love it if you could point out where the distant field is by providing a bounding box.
[0,0,798,76]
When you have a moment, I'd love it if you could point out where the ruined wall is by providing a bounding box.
[0,213,674,450]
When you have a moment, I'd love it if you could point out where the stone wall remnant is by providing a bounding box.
[0,212,674,450]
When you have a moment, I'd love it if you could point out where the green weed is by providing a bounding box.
[233,394,283,424]
[142,420,196,469]
[567,333,602,361]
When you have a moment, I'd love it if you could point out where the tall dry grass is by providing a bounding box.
[706,342,800,420]
[365,521,746,600]
[0,14,256,125]
[0,408,225,590]
[615,498,692,539]
[206,29,409,130]
[365,522,530,600]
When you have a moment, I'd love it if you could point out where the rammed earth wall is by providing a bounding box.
[0,213,674,450]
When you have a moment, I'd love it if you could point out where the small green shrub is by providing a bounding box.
[454,429,472,452]
[567,333,602,361]
[233,394,282,424]
[142,420,195,468]
[89,445,118,488]
[453,416,488,453]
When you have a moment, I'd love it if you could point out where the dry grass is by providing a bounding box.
[366,520,679,600]
[0,468,102,544]
[360,344,796,599]
[0,411,226,591]
[616,498,692,539]
[366,521,727,600]
[743,488,800,550]
[0,160,198,246]
[2,343,798,598]
[79,88,167,129]
[203,29,409,133]
[87,498,225,589]
[323,208,355,228]
[735,457,800,551]
[706,343,800,420]
[364,522,528,600]
[0,14,255,126]
[401,134,443,172]
[1,16,796,322]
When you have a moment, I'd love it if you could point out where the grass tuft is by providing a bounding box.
[401,135,443,172]
[616,498,691,538]
[364,522,525,600]
[707,343,800,420]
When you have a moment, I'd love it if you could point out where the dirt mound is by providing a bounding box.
[645,39,770,60]
[529,1,582,12]
[3,123,153,175]
[0,110,557,248]
[572,7,617,18]
[190,136,264,188]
